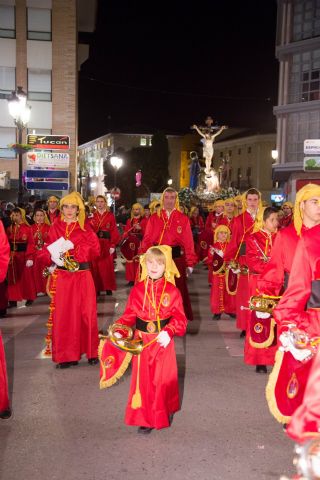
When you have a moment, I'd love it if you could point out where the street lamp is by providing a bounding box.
[7,87,31,205]
[110,155,123,214]
[167,178,173,186]
[271,149,278,162]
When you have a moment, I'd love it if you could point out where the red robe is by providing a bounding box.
[205,212,224,231]
[27,223,50,294]
[286,347,320,442]
[116,277,187,429]
[48,209,60,225]
[0,221,10,412]
[224,211,255,330]
[273,224,320,339]
[141,209,197,320]
[189,214,205,260]
[279,213,293,230]
[257,224,301,296]
[208,241,235,315]
[245,230,278,365]
[123,216,148,282]
[40,218,101,363]
[219,215,235,231]
[90,210,120,292]
[6,223,37,302]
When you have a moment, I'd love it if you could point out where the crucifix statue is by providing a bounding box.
[192,116,227,175]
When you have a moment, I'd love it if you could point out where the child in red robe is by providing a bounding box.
[27,209,51,295]
[208,225,235,319]
[112,245,187,433]
[245,206,279,373]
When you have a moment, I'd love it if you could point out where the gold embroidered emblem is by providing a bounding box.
[287,373,299,399]
[106,223,110,228]
[22,234,27,241]
[147,321,156,333]
[129,242,136,251]
[162,293,170,307]
[104,355,115,369]
[254,322,263,334]
[177,225,182,234]
[200,240,207,249]
[213,260,218,266]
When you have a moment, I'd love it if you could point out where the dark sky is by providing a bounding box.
[78,0,278,144]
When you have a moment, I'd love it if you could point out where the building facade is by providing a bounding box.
[0,0,96,200]
[274,0,320,199]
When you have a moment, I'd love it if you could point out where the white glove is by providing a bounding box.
[212,248,224,258]
[48,265,57,274]
[279,332,290,351]
[62,239,74,252]
[279,332,312,361]
[113,331,122,339]
[157,330,171,348]
[109,247,115,255]
[51,255,64,267]
[26,260,33,267]
[256,311,271,319]
[186,267,193,277]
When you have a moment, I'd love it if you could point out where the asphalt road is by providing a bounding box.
[0,262,295,480]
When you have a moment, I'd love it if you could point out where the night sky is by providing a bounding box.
[78,0,278,144]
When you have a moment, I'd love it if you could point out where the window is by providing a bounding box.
[238,148,241,155]
[0,127,16,159]
[286,110,320,163]
[248,147,251,154]
[289,49,320,103]
[0,67,15,98]
[28,69,51,101]
[219,151,223,158]
[228,150,232,156]
[27,128,52,136]
[27,8,51,41]
[140,136,147,146]
[0,6,15,38]
[148,137,152,146]
[292,0,320,42]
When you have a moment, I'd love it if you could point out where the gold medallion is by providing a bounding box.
[162,293,171,307]
[147,321,156,333]
[104,355,115,369]
[287,373,299,399]
[254,322,263,334]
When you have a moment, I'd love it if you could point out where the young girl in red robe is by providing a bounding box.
[112,245,187,433]
[27,209,51,295]
[208,225,235,319]
[245,207,279,373]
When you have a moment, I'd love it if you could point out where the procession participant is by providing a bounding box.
[244,207,279,373]
[0,220,10,419]
[90,195,120,295]
[143,204,151,221]
[47,196,60,224]
[224,188,262,337]
[205,199,224,232]
[40,192,101,368]
[106,246,187,433]
[258,184,320,297]
[220,197,236,231]
[208,225,235,319]
[122,203,148,286]
[189,206,205,260]
[267,186,320,424]
[234,195,244,216]
[27,209,50,295]
[6,208,36,308]
[149,199,160,215]
[278,201,293,229]
[141,187,197,321]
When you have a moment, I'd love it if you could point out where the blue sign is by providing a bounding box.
[26,170,69,179]
[26,181,69,191]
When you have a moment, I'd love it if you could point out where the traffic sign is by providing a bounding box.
[26,181,69,191]
[26,170,69,179]
[110,187,121,199]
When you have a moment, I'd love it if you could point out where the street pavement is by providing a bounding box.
[0,261,296,480]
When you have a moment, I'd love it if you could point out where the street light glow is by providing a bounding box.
[271,149,278,160]
[167,178,173,185]
[110,155,123,170]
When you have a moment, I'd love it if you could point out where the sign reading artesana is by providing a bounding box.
[27,134,70,150]
[26,152,70,169]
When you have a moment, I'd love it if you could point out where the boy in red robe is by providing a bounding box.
[208,224,235,319]
[90,195,120,295]
[112,245,187,433]
[0,220,10,419]
[47,196,60,224]
[27,209,51,295]
[245,207,279,373]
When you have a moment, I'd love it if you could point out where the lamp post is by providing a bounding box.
[110,155,123,214]
[7,87,31,205]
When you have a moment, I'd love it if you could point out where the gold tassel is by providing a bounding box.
[131,353,142,409]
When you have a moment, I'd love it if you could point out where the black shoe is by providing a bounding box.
[106,290,112,296]
[25,300,33,306]
[169,414,174,426]
[8,301,17,308]
[212,314,221,320]
[88,357,99,365]
[255,365,267,374]
[0,309,7,318]
[240,330,246,338]
[226,313,236,318]
[137,426,153,435]
[56,361,78,369]
[0,408,12,420]
[127,281,134,287]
